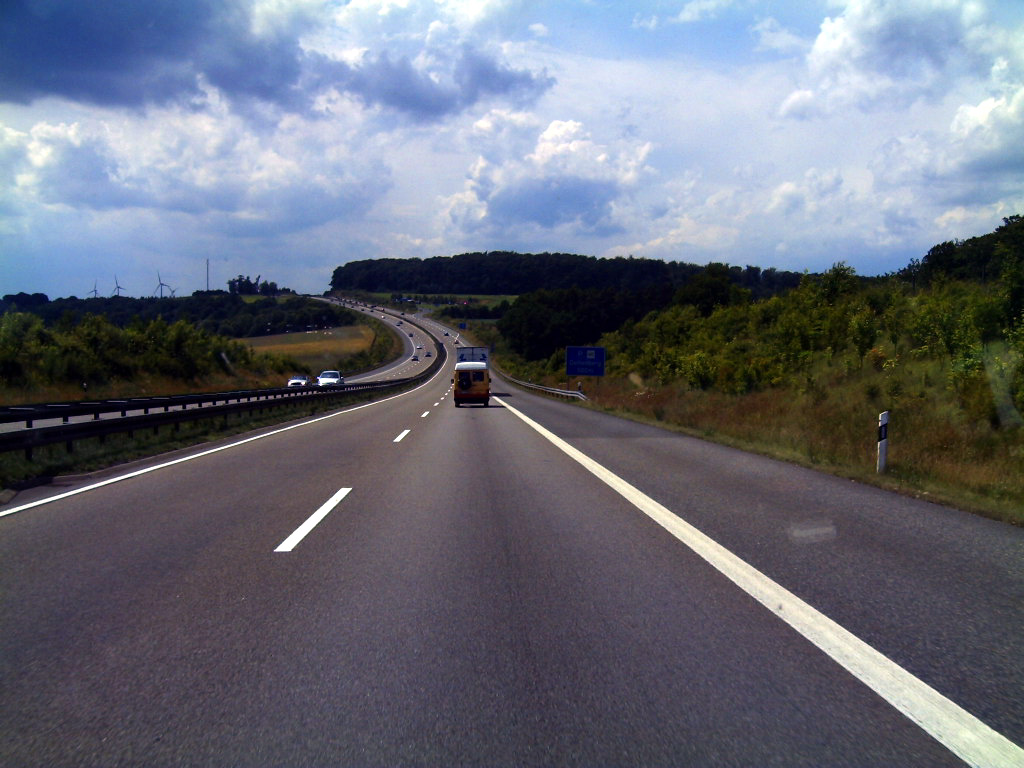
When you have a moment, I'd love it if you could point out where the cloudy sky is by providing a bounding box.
[2,0,1022,299]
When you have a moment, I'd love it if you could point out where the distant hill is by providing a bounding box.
[900,214,1024,285]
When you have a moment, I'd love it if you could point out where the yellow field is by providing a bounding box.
[246,326,375,371]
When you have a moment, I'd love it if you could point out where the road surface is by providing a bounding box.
[1,354,1022,766]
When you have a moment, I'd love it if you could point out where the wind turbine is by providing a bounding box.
[88,280,99,298]
[112,275,125,297]
[153,271,172,298]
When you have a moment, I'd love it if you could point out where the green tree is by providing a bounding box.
[849,305,878,365]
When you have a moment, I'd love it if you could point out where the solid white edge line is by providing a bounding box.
[274,487,351,552]
[0,367,447,519]
[493,395,1024,768]
[394,429,411,442]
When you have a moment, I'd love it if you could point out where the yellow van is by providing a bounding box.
[453,361,490,407]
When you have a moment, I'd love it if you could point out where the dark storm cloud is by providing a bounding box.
[486,176,623,235]
[321,45,554,122]
[454,46,555,110]
[0,0,217,106]
[0,1,553,120]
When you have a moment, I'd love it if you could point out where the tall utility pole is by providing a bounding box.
[206,259,210,292]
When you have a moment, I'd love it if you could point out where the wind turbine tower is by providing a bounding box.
[154,271,172,298]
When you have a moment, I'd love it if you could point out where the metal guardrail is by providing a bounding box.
[1,338,448,459]
[1,386,346,428]
[503,375,588,401]
[0,381,401,460]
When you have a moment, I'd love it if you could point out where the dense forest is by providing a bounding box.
[900,215,1024,287]
[0,293,356,339]
[330,251,804,297]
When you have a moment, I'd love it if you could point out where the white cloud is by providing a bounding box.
[676,0,737,24]
[950,84,1024,169]
[752,17,809,55]
[784,0,1005,115]
[616,214,741,257]
[777,89,820,119]
[767,168,845,216]
[870,80,1024,212]
[442,118,652,240]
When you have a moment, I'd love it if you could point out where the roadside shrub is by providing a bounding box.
[866,346,888,371]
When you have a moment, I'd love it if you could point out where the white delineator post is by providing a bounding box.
[877,411,889,474]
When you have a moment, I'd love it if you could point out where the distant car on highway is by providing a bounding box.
[287,374,312,387]
[425,351,432,357]
[411,355,419,361]
[316,370,345,387]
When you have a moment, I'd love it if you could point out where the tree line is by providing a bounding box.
[900,214,1024,288]
[331,251,803,297]
[0,312,292,390]
[493,216,1024,426]
[0,293,356,339]
[227,274,292,296]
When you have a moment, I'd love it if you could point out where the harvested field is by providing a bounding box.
[246,326,375,371]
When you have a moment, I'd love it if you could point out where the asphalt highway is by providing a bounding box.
[1,347,1022,766]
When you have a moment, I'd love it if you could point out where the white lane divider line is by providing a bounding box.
[274,487,351,552]
[394,429,411,443]
[421,411,430,418]
[493,395,1024,768]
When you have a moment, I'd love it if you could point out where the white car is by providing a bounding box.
[287,374,312,387]
[316,370,345,387]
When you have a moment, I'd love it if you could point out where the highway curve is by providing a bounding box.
[1,346,1022,766]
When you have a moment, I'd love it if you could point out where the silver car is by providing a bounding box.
[316,370,345,387]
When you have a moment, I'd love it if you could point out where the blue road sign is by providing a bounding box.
[566,346,605,376]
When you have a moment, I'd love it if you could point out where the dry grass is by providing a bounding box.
[245,326,374,371]
[571,365,1024,526]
